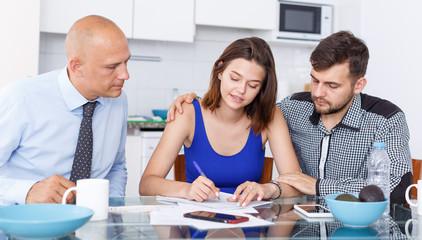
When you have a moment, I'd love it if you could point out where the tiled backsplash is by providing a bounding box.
[39,28,313,116]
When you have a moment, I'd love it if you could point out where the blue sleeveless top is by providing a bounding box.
[184,100,265,194]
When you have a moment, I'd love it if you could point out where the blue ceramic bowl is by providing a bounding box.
[329,226,379,239]
[325,193,388,227]
[152,109,168,120]
[0,203,93,239]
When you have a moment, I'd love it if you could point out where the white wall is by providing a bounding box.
[0,0,40,88]
[361,0,422,158]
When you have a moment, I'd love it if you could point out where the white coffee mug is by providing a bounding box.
[406,180,422,216]
[62,179,109,221]
[405,216,422,239]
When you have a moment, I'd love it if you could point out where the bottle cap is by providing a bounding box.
[373,142,386,148]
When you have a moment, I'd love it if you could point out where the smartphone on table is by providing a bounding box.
[183,211,249,224]
[293,204,333,218]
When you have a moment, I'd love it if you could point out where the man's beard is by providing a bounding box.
[312,91,355,115]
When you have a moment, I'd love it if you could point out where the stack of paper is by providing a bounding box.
[156,192,269,212]
[151,192,274,230]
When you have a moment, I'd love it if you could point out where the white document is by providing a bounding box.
[177,202,258,214]
[149,204,274,230]
[108,205,158,213]
[156,192,270,211]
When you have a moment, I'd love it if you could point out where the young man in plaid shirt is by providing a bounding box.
[275,31,411,204]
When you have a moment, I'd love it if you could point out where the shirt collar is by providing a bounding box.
[58,67,105,111]
[338,93,362,131]
[309,93,362,132]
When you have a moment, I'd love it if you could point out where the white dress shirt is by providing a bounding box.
[0,68,128,205]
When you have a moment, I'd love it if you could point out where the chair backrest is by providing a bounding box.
[412,158,421,198]
[174,155,273,184]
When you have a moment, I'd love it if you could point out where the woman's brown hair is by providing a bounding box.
[202,37,277,134]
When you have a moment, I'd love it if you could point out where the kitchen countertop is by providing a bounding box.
[127,119,166,130]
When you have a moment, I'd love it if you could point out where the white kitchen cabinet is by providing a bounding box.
[1,0,39,88]
[195,0,277,30]
[133,0,195,42]
[140,131,175,181]
[125,131,143,196]
[39,0,133,37]
[140,131,163,176]
[125,129,176,196]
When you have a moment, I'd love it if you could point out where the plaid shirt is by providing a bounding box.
[278,92,412,203]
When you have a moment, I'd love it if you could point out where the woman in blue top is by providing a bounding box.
[140,37,300,207]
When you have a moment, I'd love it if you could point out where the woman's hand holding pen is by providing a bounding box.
[227,181,273,207]
[190,161,220,201]
[187,176,221,202]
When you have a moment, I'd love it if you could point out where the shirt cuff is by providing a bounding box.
[8,179,37,205]
[315,179,321,196]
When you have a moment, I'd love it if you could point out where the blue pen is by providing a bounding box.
[192,161,220,200]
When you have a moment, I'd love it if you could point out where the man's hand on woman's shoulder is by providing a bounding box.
[166,92,197,122]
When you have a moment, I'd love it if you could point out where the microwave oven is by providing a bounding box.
[277,1,333,41]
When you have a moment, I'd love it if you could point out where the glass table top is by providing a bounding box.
[0,195,414,239]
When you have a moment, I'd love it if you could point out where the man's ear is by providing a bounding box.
[68,58,83,77]
[353,77,367,94]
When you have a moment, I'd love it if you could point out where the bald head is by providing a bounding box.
[65,15,127,61]
[64,15,131,100]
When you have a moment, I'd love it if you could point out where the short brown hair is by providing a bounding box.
[202,37,277,134]
[310,31,369,83]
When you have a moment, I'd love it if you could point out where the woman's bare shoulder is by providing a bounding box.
[170,100,196,126]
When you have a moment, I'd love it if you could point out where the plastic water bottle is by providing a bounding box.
[167,88,180,108]
[367,142,390,215]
